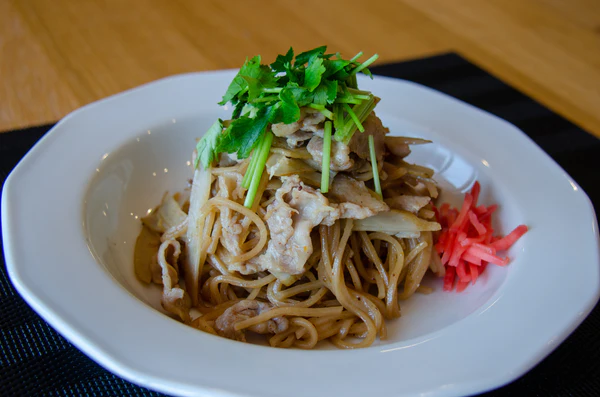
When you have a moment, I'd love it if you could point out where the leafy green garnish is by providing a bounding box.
[195,46,380,206]
[219,56,260,106]
[216,106,273,159]
[195,119,223,169]
[304,56,326,92]
[271,47,294,73]
[294,46,327,67]
[277,89,301,124]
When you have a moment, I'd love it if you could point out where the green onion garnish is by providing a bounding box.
[368,134,382,198]
[321,121,333,193]
[244,131,273,208]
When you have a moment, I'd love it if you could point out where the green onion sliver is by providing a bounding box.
[244,131,273,208]
[343,103,365,132]
[335,97,363,105]
[242,148,259,189]
[368,134,382,198]
[252,95,279,103]
[321,121,333,193]
[262,87,283,94]
[350,51,363,62]
[333,104,343,132]
[308,103,334,119]
[346,88,371,96]
[351,54,379,76]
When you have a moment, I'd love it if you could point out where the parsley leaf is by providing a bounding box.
[232,100,245,119]
[270,47,294,73]
[360,67,373,78]
[294,45,327,66]
[218,75,246,106]
[312,79,338,106]
[304,56,326,92]
[195,119,223,169]
[285,82,313,107]
[273,88,300,124]
[219,56,264,105]
[323,59,351,79]
[216,107,272,159]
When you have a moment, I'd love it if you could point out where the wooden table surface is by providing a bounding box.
[2,0,600,137]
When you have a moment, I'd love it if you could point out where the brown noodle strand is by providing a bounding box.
[207,218,222,255]
[226,285,238,301]
[330,222,341,256]
[270,286,328,308]
[368,232,405,318]
[206,254,232,276]
[416,285,433,294]
[202,197,268,263]
[210,274,276,304]
[275,280,323,300]
[234,306,344,331]
[328,220,378,348]
[291,318,318,349]
[318,225,333,286]
[404,240,428,266]
[350,233,370,280]
[400,232,433,300]
[359,231,390,288]
[247,286,262,300]
[345,258,363,292]
[338,317,356,339]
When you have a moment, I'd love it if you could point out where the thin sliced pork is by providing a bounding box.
[215,300,289,342]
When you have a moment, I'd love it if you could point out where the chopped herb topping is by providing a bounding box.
[195,46,380,207]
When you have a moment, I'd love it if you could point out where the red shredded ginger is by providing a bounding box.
[435,181,528,292]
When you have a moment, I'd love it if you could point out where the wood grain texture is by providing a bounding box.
[1,0,599,137]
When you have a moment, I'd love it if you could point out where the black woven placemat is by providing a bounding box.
[1,53,599,397]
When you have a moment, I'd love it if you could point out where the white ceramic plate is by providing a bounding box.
[2,71,599,397]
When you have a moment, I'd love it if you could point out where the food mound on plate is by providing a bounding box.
[134,46,526,349]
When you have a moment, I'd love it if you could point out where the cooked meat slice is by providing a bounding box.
[215,300,289,342]
[307,136,354,171]
[384,137,411,158]
[300,109,325,134]
[328,174,389,219]
[162,288,191,323]
[348,112,388,162]
[158,194,187,230]
[286,131,313,148]
[333,203,379,220]
[385,195,431,214]
[266,153,315,178]
[133,226,162,284]
[405,179,430,196]
[157,240,191,324]
[271,121,299,138]
[271,108,325,137]
[141,193,187,236]
[245,176,339,275]
[218,152,239,167]
[287,177,339,227]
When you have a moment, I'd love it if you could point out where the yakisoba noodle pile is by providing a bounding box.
[134,47,446,349]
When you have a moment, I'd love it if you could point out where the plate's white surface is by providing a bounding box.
[2,71,599,397]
